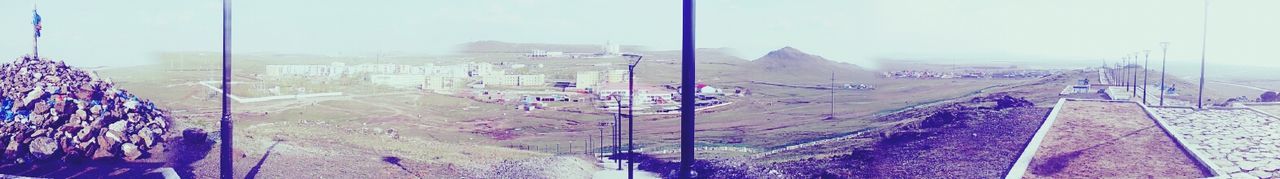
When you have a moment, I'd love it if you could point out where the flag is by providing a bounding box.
[33,10,42,37]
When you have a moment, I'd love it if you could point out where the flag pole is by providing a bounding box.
[32,1,38,58]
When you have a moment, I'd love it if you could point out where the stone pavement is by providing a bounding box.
[1152,108,1280,178]
[1135,85,1191,107]
[1105,87,1131,100]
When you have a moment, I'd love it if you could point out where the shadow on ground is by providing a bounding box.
[0,128,213,178]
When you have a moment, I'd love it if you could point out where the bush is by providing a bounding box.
[1261,91,1279,102]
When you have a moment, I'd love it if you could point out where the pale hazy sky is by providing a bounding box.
[1,0,1277,70]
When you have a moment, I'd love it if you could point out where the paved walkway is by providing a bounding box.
[1152,108,1280,178]
[592,157,660,179]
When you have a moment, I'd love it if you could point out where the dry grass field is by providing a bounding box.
[88,46,1070,177]
[1026,101,1209,178]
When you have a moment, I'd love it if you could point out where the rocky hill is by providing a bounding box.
[457,40,641,53]
[741,47,877,84]
[1,56,171,163]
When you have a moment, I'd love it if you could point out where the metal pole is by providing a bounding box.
[599,128,604,157]
[1160,42,1169,106]
[1132,53,1138,98]
[1143,50,1151,104]
[220,0,235,178]
[680,0,697,177]
[614,100,622,170]
[1198,0,1208,109]
[627,62,636,179]
[32,2,37,58]
[1122,57,1128,87]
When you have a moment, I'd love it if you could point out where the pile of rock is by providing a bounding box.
[918,94,1034,128]
[1,56,170,163]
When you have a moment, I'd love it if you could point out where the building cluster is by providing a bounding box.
[265,62,552,90]
[844,83,876,90]
[574,69,629,89]
[593,83,679,112]
[525,42,622,59]
[1,56,170,162]
[884,70,984,79]
[265,62,469,80]
[884,70,1052,79]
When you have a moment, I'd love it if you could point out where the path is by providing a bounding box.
[592,156,660,179]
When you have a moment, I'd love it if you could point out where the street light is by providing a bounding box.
[1132,52,1139,98]
[1160,42,1170,106]
[614,98,623,170]
[1120,56,1127,87]
[1143,50,1151,105]
[1198,0,1209,109]
[622,53,643,178]
[1123,56,1130,94]
[220,0,235,178]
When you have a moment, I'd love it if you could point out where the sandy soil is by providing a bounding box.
[1025,101,1209,178]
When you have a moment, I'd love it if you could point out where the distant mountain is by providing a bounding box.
[457,41,642,53]
[741,47,876,83]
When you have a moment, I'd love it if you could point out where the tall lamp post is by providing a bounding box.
[622,53,644,178]
[613,99,623,170]
[1160,42,1170,106]
[1198,0,1209,109]
[220,0,235,178]
[1143,50,1151,104]
[1119,57,1125,87]
[680,1,696,177]
[1122,56,1129,92]
[1125,56,1131,88]
[1132,52,1139,98]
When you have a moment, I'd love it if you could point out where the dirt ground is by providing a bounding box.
[1025,101,1209,178]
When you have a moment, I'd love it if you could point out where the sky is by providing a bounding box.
[0,0,680,67]
[1,0,1277,74]
[699,0,1280,70]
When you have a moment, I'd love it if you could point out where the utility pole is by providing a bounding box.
[1160,42,1170,106]
[1198,0,1209,109]
[220,0,235,178]
[830,71,836,120]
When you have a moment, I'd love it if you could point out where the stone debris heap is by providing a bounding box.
[1,56,170,163]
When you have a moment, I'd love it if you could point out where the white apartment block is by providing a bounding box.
[370,74,427,89]
[483,74,546,87]
[606,69,628,83]
[576,71,602,89]
[265,62,470,79]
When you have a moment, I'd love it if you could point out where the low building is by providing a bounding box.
[606,70,628,83]
[483,74,545,87]
[575,71,602,89]
[370,74,427,89]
